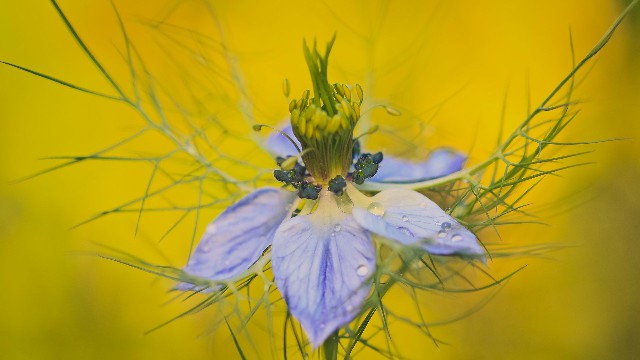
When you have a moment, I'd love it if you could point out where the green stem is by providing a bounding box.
[322,331,339,360]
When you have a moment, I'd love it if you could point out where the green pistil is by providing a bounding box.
[289,36,364,182]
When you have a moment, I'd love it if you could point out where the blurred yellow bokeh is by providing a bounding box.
[1,0,639,359]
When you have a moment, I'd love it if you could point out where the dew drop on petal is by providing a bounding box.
[401,215,409,222]
[445,207,451,213]
[367,202,385,217]
[356,265,369,276]
[206,223,218,234]
[438,230,448,238]
[441,222,452,230]
[334,224,342,232]
[398,227,414,237]
[202,244,211,252]
[451,234,463,242]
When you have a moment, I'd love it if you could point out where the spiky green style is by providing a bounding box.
[288,35,364,182]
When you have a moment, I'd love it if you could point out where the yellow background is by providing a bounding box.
[1,0,639,359]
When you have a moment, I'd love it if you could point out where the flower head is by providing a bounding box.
[178,39,484,347]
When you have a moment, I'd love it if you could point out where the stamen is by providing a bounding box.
[253,124,302,154]
[372,152,383,164]
[328,175,347,196]
[282,78,290,98]
[273,159,321,200]
[274,158,307,185]
[297,182,322,200]
[351,152,384,184]
[273,169,299,185]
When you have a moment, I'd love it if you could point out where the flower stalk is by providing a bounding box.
[322,331,340,360]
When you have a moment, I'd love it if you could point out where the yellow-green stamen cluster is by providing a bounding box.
[289,37,364,183]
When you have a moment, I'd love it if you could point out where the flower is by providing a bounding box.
[177,38,484,348]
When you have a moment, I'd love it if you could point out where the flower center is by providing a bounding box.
[289,36,362,183]
[272,37,385,201]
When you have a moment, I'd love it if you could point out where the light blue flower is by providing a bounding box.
[178,137,483,346]
[180,184,482,347]
[177,39,484,348]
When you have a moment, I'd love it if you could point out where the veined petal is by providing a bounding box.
[265,123,301,157]
[371,148,466,182]
[178,187,297,290]
[350,187,484,257]
[271,193,375,348]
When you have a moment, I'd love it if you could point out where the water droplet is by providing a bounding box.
[333,224,342,232]
[206,224,218,234]
[434,220,441,226]
[441,222,452,230]
[438,230,448,238]
[346,305,354,312]
[356,265,369,276]
[451,234,463,242]
[330,232,337,239]
[320,323,326,329]
[398,227,413,237]
[401,215,409,222]
[367,202,385,217]
[445,207,451,213]
[202,244,211,252]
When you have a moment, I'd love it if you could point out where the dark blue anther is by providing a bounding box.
[274,161,320,200]
[372,152,383,164]
[351,152,383,184]
[297,182,322,200]
[273,169,297,184]
[294,162,306,178]
[328,175,347,196]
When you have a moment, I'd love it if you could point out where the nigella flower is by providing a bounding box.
[177,38,484,348]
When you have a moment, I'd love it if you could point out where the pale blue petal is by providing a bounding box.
[351,188,484,257]
[178,187,296,291]
[371,148,466,182]
[271,194,375,348]
[265,123,301,157]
